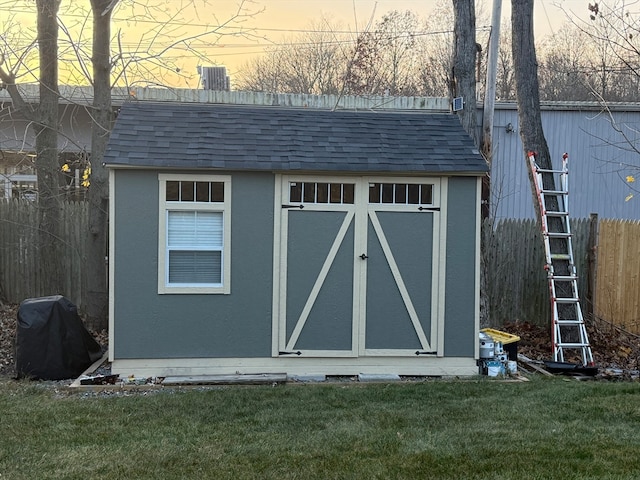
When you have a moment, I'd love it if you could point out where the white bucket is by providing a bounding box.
[486,361,504,377]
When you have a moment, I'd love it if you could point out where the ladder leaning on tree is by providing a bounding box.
[528,152,594,367]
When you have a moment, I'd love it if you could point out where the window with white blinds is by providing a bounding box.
[167,211,223,284]
[158,174,231,294]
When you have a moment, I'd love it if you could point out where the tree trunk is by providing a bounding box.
[452,0,489,327]
[35,0,62,296]
[84,0,115,331]
[511,0,555,216]
[452,0,478,144]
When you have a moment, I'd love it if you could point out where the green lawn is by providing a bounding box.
[1,376,639,479]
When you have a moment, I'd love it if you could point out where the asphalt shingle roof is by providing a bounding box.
[104,102,488,174]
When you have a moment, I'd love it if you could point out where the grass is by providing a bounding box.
[1,377,640,479]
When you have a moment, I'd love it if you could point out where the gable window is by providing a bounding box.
[158,174,231,294]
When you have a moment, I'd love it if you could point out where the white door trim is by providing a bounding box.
[273,175,446,358]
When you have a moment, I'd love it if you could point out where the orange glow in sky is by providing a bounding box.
[1,0,591,89]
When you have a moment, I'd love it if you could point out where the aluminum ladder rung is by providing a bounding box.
[549,275,578,281]
[542,189,569,195]
[545,211,569,217]
[535,168,568,174]
[554,297,580,303]
[550,254,572,261]
[556,342,591,348]
[556,319,585,325]
[545,232,571,238]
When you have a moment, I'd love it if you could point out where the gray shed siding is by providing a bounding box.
[113,170,275,358]
[489,107,640,220]
[444,177,479,357]
[112,170,480,361]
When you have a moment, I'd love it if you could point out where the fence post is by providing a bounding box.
[586,213,599,320]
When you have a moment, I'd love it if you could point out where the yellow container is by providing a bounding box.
[481,328,521,361]
[480,328,520,345]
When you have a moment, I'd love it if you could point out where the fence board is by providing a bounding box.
[0,200,86,309]
[596,219,640,333]
[483,218,591,327]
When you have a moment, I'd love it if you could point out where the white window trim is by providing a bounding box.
[158,173,231,294]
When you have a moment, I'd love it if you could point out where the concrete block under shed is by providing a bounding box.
[358,373,401,382]
[288,374,327,383]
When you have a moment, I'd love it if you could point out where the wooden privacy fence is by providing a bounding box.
[595,219,640,334]
[0,200,638,332]
[0,199,87,308]
[483,218,593,327]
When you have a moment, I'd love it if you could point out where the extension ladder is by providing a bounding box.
[528,152,594,366]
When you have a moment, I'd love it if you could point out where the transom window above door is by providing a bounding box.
[289,182,355,204]
[368,183,434,205]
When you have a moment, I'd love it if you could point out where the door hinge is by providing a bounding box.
[282,204,304,209]
[418,207,440,212]
[279,350,302,356]
[415,350,437,355]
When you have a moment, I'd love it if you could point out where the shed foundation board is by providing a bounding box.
[162,374,287,385]
[358,373,401,382]
[111,357,478,378]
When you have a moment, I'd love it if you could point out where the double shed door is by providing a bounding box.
[274,175,445,358]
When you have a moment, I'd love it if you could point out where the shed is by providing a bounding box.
[104,102,488,378]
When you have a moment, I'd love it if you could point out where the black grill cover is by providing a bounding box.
[15,295,103,380]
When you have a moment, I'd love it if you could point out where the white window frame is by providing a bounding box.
[158,174,231,294]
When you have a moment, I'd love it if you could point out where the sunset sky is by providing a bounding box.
[1,0,592,88]
[160,0,590,87]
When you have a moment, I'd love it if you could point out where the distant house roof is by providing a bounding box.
[104,102,487,174]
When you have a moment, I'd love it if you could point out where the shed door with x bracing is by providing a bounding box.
[275,176,442,358]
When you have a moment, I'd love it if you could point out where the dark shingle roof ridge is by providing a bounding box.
[106,101,487,174]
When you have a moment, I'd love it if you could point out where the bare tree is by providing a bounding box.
[452,0,479,144]
[1,0,63,295]
[586,1,640,101]
[1,0,262,329]
[495,22,515,100]
[84,0,116,330]
[347,10,424,96]
[236,20,350,94]
[537,26,593,101]
[511,0,554,229]
[237,8,459,97]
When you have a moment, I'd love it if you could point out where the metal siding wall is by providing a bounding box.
[113,170,275,359]
[488,107,640,220]
[444,177,479,357]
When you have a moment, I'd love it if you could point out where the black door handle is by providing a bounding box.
[360,253,368,260]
